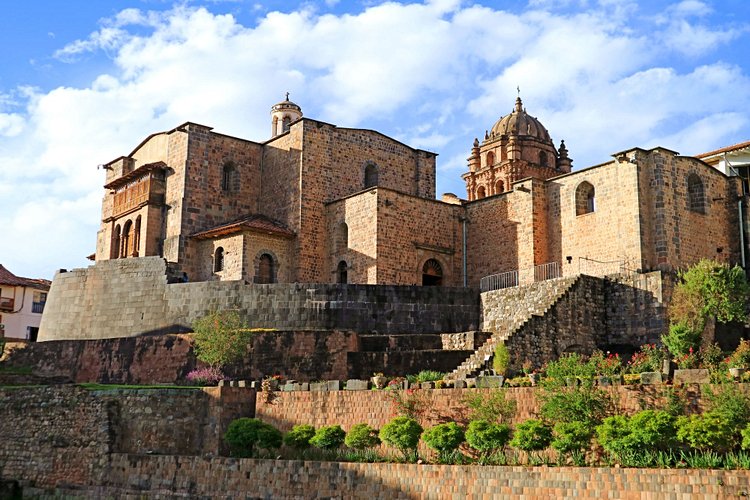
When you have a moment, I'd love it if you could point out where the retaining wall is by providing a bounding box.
[39,257,480,341]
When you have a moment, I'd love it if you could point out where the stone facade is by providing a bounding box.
[89,95,748,293]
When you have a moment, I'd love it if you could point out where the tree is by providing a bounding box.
[191,310,254,369]
[345,423,381,450]
[223,418,282,457]
[421,422,465,462]
[379,416,423,461]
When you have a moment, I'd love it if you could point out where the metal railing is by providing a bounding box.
[480,261,561,292]
[578,257,634,277]
[32,302,45,314]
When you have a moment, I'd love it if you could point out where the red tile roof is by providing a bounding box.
[696,140,750,159]
[0,265,51,289]
[191,214,295,240]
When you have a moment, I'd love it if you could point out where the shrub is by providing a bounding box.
[379,416,423,461]
[224,418,282,457]
[551,421,592,455]
[538,382,610,426]
[595,415,632,457]
[387,388,431,422]
[465,420,511,455]
[191,310,254,369]
[676,412,734,452]
[345,423,381,450]
[422,422,465,461]
[628,410,675,451]
[699,342,724,370]
[626,344,667,374]
[704,384,750,447]
[728,339,750,368]
[590,350,622,376]
[493,342,510,376]
[185,366,225,386]
[543,353,596,381]
[741,423,750,451]
[310,425,346,450]
[461,389,517,424]
[509,419,552,453]
[283,424,316,450]
[407,370,445,384]
[662,322,701,359]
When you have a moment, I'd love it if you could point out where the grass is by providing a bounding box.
[0,365,34,375]
[77,383,201,391]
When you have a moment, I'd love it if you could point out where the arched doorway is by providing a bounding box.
[256,253,275,284]
[337,261,348,284]
[422,258,443,286]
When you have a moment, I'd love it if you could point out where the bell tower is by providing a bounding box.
[270,93,303,137]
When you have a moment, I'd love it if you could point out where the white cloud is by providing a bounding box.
[1,0,749,278]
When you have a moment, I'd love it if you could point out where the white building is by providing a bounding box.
[699,140,750,193]
[0,265,50,341]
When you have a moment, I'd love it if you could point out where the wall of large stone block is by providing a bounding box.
[39,257,479,341]
[326,189,379,284]
[77,454,747,499]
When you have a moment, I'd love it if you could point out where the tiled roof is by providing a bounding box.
[696,140,750,159]
[0,265,51,289]
[191,214,295,240]
[103,161,168,190]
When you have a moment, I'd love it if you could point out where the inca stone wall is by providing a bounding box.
[39,257,480,341]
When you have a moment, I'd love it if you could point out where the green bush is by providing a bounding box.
[406,370,445,384]
[704,384,750,447]
[283,424,316,450]
[422,422,465,461]
[509,419,552,453]
[344,423,381,450]
[741,423,750,451]
[461,389,517,424]
[661,322,701,358]
[595,415,633,457]
[493,342,510,376]
[676,412,734,452]
[379,416,423,461]
[224,418,282,457]
[551,421,592,455]
[465,420,511,455]
[310,425,346,450]
[538,383,610,426]
[543,353,597,381]
[628,410,675,451]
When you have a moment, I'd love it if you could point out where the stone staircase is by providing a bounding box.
[445,276,581,381]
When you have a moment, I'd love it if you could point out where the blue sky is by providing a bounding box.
[1,0,749,279]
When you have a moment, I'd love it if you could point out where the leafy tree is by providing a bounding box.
[379,416,423,461]
[344,423,381,450]
[310,425,346,450]
[283,424,316,450]
[421,422,465,462]
[465,420,511,456]
[191,310,254,369]
[224,418,282,457]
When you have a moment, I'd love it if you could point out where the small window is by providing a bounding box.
[112,224,121,259]
[476,186,486,199]
[336,222,349,252]
[133,216,141,257]
[688,173,705,214]
[539,151,548,168]
[222,163,235,192]
[495,180,504,194]
[214,247,224,272]
[422,258,443,286]
[122,220,133,257]
[282,116,291,132]
[364,162,379,188]
[486,151,495,168]
[337,261,348,284]
[256,253,276,284]
[575,181,595,216]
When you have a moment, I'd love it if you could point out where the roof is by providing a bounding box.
[103,161,168,190]
[191,214,295,240]
[0,265,51,289]
[489,97,552,144]
[696,140,750,159]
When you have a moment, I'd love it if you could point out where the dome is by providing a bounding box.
[271,92,302,114]
[489,97,552,143]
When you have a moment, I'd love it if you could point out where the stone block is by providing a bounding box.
[452,379,467,389]
[476,376,504,388]
[310,382,328,392]
[673,369,710,385]
[327,380,343,391]
[281,383,296,392]
[420,382,435,389]
[640,371,663,385]
[345,379,369,391]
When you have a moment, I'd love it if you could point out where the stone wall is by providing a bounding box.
[63,455,747,499]
[39,257,480,341]
[0,385,253,489]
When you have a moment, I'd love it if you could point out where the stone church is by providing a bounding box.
[96,94,747,290]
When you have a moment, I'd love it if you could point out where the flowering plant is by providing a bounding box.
[626,344,667,374]
[185,366,225,386]
[675,347,700,369]
[727,340,750,368]
[591,351,622,376]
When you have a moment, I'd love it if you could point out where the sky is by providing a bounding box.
[1,0,749,280]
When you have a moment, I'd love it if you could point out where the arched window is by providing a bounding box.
[486,151,495,168]
[222,163,235,192]
[539,151,548,168]
[133,216,141,257]
[575,181,595,216]
[214,247,224,272]
[337,261,348,284]
[122,220,133,257]
[282,116,291,132]
[495,180,504,194]
[256,253,276,284]
[422,259,443,286]
[476,186,486,199]
[688,174,705,214]
[364,162,379,188]
[336,222,349,252]
[111,224,121,259]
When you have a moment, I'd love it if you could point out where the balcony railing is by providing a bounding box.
[480,262,561,292]
[32,301,45,314]
[0,297,14,311]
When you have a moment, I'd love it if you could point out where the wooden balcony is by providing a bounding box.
[0,297,14,312]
